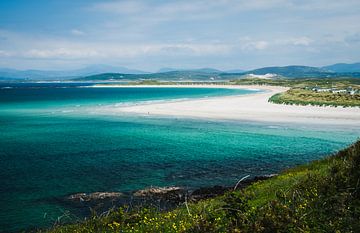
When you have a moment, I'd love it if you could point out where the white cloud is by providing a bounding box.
[157,43,230,55]
[2,0,360,69]
[23,48,99,59]
[238,37,269,50]
[0,50,12,57]
[276,37,313,46]
[291,37,312,46]
[10,42,231,60]
[70,29,85,36]
[251,41,268,50]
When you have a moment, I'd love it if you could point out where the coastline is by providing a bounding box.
[95,84,360,126]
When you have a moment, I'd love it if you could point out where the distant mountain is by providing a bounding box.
[323,63,360,73]
[157,67,178,73]
[193,68,222,73]
[0,65,147,80]
[2,63,360,81]
[76,64,360,81]
[76,70,230,82]
[75,65,147,75]
[225,69,245,73]
[244,65,342,78]
[157,68,222,73]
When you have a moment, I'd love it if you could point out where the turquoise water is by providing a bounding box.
[0,83,359,232]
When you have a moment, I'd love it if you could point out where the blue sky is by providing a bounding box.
[0,0,359,71]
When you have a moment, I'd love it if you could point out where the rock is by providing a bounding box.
[68,192,123,202]
[133,186,184,197]
[133,186,186,203]
[190,185,230,201]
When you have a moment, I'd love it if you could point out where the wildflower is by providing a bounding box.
[113,221,120,227]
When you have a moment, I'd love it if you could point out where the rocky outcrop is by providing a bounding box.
[65,174,278,208]
[67,192,123,202]
[133,186,184,197]
[133,186,186,203]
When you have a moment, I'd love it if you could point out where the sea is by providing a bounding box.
[0,82,359,232]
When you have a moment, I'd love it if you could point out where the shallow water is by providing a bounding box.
[0,83,358,232]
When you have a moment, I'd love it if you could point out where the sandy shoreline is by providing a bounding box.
[97,85,360,126]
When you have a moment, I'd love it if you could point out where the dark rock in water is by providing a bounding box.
[190,185,230,201]
[133,186,184,196]
[67,192,124,202]
[62,174,278,214]
[133,186,186,203]
[61,192,127,218]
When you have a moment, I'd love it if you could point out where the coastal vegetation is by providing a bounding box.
[269,88,360,107]
[44,140,360,232]
[234,78,360,107]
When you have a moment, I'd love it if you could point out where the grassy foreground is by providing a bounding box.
[43,140,360,233]
[269,88,360,107]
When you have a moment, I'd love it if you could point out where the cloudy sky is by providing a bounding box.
[0,0,359,71]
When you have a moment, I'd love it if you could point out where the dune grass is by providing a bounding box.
[42,140,360,232]
[269,88,360,107]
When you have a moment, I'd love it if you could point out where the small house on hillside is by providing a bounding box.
[312,87,331,92]
[331,89,347,94]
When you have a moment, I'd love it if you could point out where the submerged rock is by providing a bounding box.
[67,192,124,202]
[64,174,278,209]
[133,186,186,202]
[133,186,184,196]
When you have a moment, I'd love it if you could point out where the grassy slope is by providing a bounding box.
[269,89,360,107]
[44,140,360,233]
[233,78,360,107]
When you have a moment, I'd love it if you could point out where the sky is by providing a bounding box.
[0,0,360,72]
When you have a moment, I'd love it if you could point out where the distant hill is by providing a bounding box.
[71,65,148,75]
[2,63,360,81]
[323,63,360,72]
[157,68,178,73]
[157,68,222,73]
[245,65,329,78]
[244,65,360,78]
[0,65,147,80]
[76,65,360,81]
[76,70,232,82]
[225,69,245,73]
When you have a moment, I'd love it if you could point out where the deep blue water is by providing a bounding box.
[0,83,358,232]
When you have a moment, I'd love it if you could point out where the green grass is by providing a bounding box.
[42,140,360,233]
[269,88,360,107]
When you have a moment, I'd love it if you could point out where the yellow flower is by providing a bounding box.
[112,221,120,227]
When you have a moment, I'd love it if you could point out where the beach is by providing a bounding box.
[105,85,360,126]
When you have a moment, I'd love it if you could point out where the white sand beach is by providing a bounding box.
[104,85,360,126]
